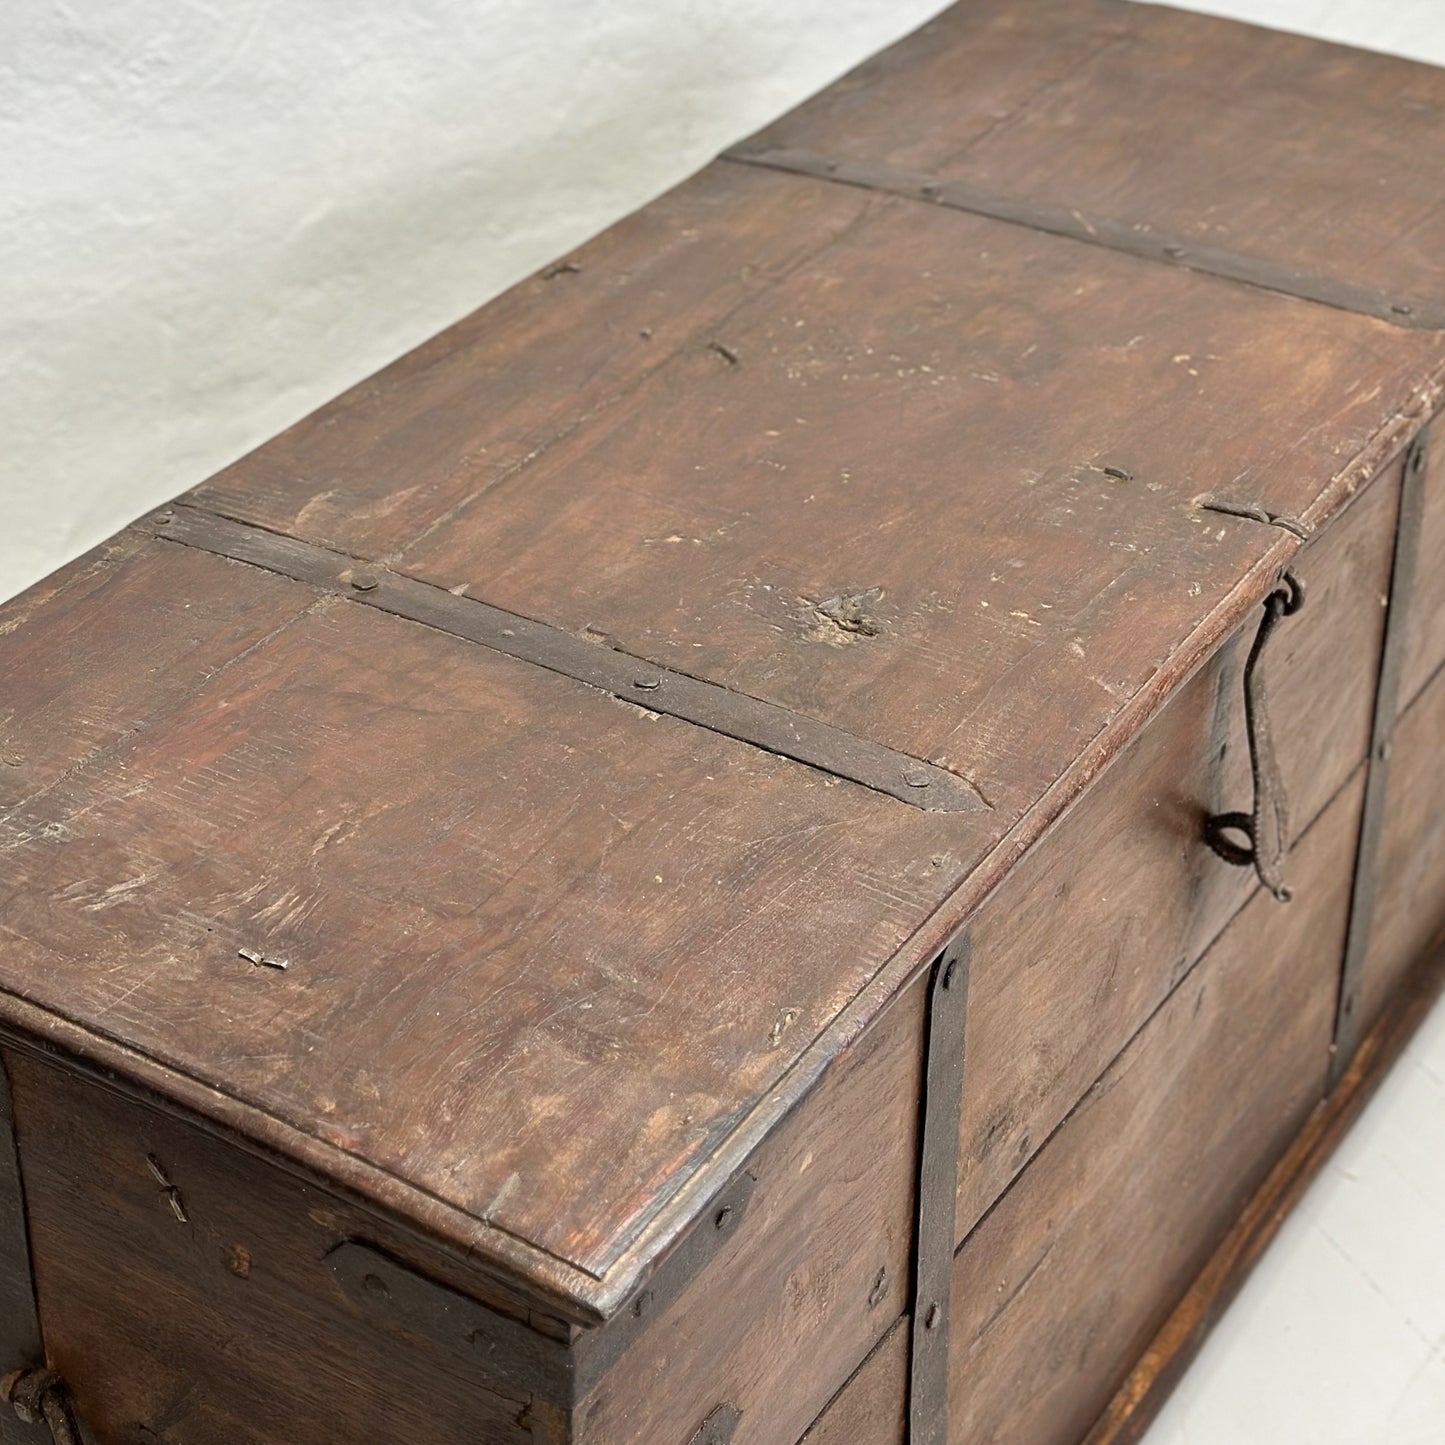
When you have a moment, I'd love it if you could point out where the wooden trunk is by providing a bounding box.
[3,3,1445,1442]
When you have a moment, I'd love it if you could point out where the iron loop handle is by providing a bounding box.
[1203,568,1306,902]
[2,1369,82,1445]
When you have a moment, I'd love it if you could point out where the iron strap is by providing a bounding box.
[723,147,1445,332]
[1331,426,1433,1085]
[909,934,970,1445]
[0,1060,49,1444]
[135,506,985,815]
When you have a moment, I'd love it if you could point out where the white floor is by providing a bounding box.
[1143,991,1445,1445]
[5,3,1445,1443]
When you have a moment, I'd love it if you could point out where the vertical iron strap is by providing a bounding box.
[909,934,970,1445]
[1203,569,1307,901]
[0,1059,49,1444]
[1330,426,1432,1086]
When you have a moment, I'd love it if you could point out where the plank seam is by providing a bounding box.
[722,148,1445,332]
[134,505,986,814]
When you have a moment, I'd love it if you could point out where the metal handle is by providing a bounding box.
[2,1371,81,1445]
[1203,568,1306,902]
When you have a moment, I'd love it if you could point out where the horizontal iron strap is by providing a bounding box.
[723,147,1445,332]
[136,506,985,814]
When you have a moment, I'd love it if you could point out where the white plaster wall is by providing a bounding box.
[3,1,1443,600]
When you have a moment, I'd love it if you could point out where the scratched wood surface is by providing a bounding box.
[0,0,1444,1398]
[744,0,1445,310]
[573,982,924,1445]
[394,198,1437,815]
[797,1320,908,1445]
[191,164,876,561]
[954,458,1397,1243]
[0,541,967,1291]
[947,768,1364,1445]
[3,1046,562,1445]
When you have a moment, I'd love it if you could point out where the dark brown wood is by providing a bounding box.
[725,147,1445,330]
[136,505,984,812]
[798,1320,908,1445]
[395,193,1435,817]
[572,978,925,1445]
[3,1045,557,1445]
[1084,935,1445,1445]
[946,768,1365,1445]
[744,0,1445,314]
[191,162,878,561]
[0,548,963,1306]
[0,1058,48,1445]
[955,464,1399,1243]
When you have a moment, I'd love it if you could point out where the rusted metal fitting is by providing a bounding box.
[3,1366,82,1444]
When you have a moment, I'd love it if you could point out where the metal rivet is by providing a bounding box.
[924,1302,942,1330]
[350,571,379,592]
[714,1204,734,1231]
[154,511,175,526]
[1163,244,1185,258]
[1377,738,1392,762]
[1392,303,1414,316]
[903,770,932,789]
[632,677,661,691]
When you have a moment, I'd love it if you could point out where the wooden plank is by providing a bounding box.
[1084,935,1445,1445]
[0,564,966,1294]
[954,456,1398,1243]
[945,768,1364,1445]
[3,1047,552,1445]
[742,0,1445,314]
[797,1320,908,1445]
[397,193,1441,827]
[573,979,925,1445]
[189,162,878,560]
[136,506,984,812]
[1356,654,1445,1033]
[0,535,310,812]
[726,148,1445,330]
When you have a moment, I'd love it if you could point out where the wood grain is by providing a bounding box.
[5,1046,553,1445]
[1084,936,1445,1445]
[946,769,1363,1445]
[955,450,1396,1242]
[796,1319,908,1445]
[745,0,1445,311]
[399,193,1438,826]
[0,537,310,811]
[1357,661,1445,1033]
[0,550,965,1289]
[574,982,924,1445]
[190,163,877,560]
